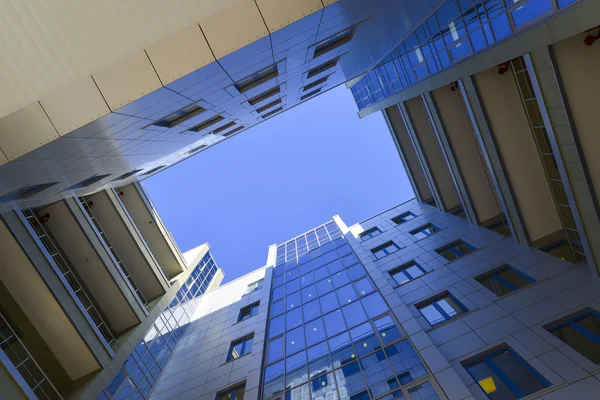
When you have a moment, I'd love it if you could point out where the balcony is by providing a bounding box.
[115,183,186,280]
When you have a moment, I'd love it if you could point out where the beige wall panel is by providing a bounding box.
[405,97,461,210]
[39,77,111,136]
[201,0,269,59]
[0,221,99,381]
[322,0,339,5]
[0,151,8,167]
[0,102,59,161]
[432,86,500,222]
[386,106,433,201]
[92,51,162,111]
[0,363,27,399]
[474,68,561,242]
[147,25,216,85]
[256,0,323,32]
[553,33,600,207]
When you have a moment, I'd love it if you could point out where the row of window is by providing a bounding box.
[371,239,475,262]
[358,212,418,241]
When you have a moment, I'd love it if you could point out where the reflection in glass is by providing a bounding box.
[268,337,284,363]
[329,332,355,369]
[361,292,388,319]
[350,323,379,357]
[287,308,303,331]
[310,373,337,400]
[335,361,367,400]
[286,351,308,389]
[308,342,332,378]
[374,315,403,345]
[336,285,358,305]
[342,302,368,329]
[324,310,347,337]
[305,318,326,347]
[287,326,306,356]
[360,351,397,398]
[303,300,321,322]
[320,291,339,314]
[384,341,427,384]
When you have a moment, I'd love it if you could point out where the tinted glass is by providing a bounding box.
[268,337,284,363]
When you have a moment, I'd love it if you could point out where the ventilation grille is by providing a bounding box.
[235,65,278,93]
[143,166,166,176]
[261,107,283,119]
[307,57,339,79]
[0,182,59,203]
[153,104,205,128]
[303,76,328,92]
[212,122,236,134]
[223,126,244,137]
[248,86,281,106]
[256,99,282,114]
[313,27,356,58]
[113,169,143,181]
[188,145,207,155]
[300,88,322,101]
[188,115,225,132]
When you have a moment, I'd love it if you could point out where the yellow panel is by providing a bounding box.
[146,24,216,85]
[322,0,339,5]
[0,102,59,161]
[40,77,110,136]
[479,377,497,394]
[200,0,269,59]
[92,51,162,111]
[256,0,323,32]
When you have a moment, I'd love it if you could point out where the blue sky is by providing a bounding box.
[144,86,413,283]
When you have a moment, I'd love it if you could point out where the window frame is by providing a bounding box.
[245,279,264,295]
[435,240,475,261]
[215,382,246,400]
[391,212,416,225]
[370,241,401,259]
[388,261,427,286]
[238,302,260,323]
[475,265,535,296]
[409,223,440,240]
[359,227,382,241]
[463,346,551,399]
[416,292,468,327]
[546,310,600,362]
[227,334,255,362]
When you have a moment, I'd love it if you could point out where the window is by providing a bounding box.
[65,174,112,190]
[410,223,440,240]
[112,169,143,181]
[187,145,207,155]
[261,107,283,119]
[436,240,475,261]
[476,266,535,296]
[212,122,236,134]
[235,65,278,93]
[388,261,426,286]
[463,346,550,399]
[371,241,401,259]
[303,76,329,92]
[307,57,340,79]
[547,311,600,364]
[313,27,356,58]
[246,279,264,294]
[416,292,468,326]
[223,126,244,137]
[216,382,246,400]
[391,212,416,225]
[300,88,321,101]
[153,104,205,128]
[359,227,381,241]
[143,166,166,175]
[238,302,260,322]
[248,86,280,106]
[0,182,58,203]
[256,99,282,113]
[227,334,254,361]
[189,115,225,132]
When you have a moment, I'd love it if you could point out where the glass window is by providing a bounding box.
[436,240,475,261]
[316,277,335,296]
[476,266,535,296]
[287,292,302,311]
[329,332,355,368]
[361,292,388,319]
[268,337,284,364]
[246,279,264,294]
[347,264,367,281]
[216,382,246,400]
[384,341,427,383]
[310,372,336,400]
[305,318,327,347]
[314,266,329,281]
[410,223,440,240]
[548,311,600,364]
[324,310,347,337]
[337,284,358,305]
[287,307,304,331]
[374,315,403,345]
[359,227,382,240]
[302,285,318,303]
[350,323,379,357]
[320,291,339,314]
[335,361,366,400]
[300,272,314,288]
[286,351,308,389]
[272,300,284,318]
[303,300,322,322]
[464,347,550,399]
[274,275,285,288]
[287,279,301,294]
[238,302,260,322]
[341,253,359,267]
[273,286,285,301]
[360,351,397,398]
[287,326,306,356]
[288,383,310,400]
[332,271,351,288]
[353,278,374,297]
[264,361,285,399]
[417,293,468,326]
[342,301,368,329]
[308,342,332,378]
[407,382,440,400]
[227,334,254,361]
[511,0,553,28]
[392,212,416,224]
[371,241,401,259]
[270,315,285,338]
[389,262,426,286]
[327,260,344,275]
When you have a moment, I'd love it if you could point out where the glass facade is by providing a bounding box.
[98,252,218,400]
[264,224,438,400]
[350,0,582,111]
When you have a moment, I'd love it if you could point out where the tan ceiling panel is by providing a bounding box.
[322,0,339,6]
[147,25,216,85]
[92,51,162,111]
[40,77,111,136]
[200,0,269,59]
[256,0,323,32]
[0,102,59,161]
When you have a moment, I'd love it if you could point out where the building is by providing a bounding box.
[0,183,224,400]
[145,200,600,400]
